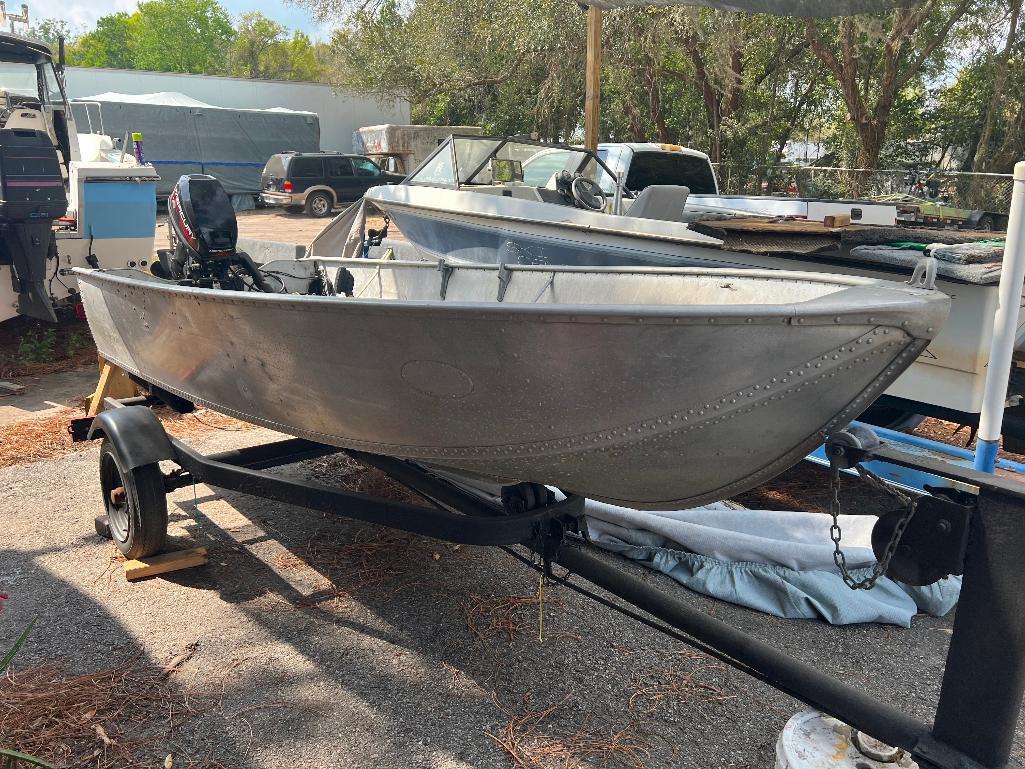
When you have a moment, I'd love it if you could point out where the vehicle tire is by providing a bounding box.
[99,438,168,559]
[285,205,303,214]
[305,192,333,218]
[978,213,996,231]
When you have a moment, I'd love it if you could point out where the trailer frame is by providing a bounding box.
[71,397,1025,769]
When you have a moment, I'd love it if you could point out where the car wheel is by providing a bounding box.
[306,192,333,218]
[978,213,996,231]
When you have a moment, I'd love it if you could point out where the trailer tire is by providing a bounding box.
[99,438,168,559]
[978,213,996,232]
[306,191,333,218]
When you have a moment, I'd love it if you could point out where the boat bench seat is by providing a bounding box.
[628,185,690,222]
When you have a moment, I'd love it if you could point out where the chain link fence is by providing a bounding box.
[714,165,1014,214]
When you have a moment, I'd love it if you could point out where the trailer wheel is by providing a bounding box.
[306,191,333,218]
[99,438,168,559]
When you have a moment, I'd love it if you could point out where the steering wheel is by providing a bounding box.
[571,176,608,211]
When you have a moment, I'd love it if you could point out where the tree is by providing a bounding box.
[29,18,77,52]
[227,12,288,78]
[804,1,974,179]
[132,0,234,74]
[971,0,1022,171]
[317,0,583,139]
[226,14,327,81]
[70,12,138,69]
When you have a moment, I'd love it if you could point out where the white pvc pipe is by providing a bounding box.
[974,160,1025,471]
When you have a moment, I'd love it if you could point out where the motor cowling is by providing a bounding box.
[160,174,270,292]
[167,174,238,264]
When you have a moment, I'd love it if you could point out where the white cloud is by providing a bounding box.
[28,0,137,30]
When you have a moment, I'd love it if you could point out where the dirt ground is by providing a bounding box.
[0,212,1023,767]
[154,205,391,256]
[6,426,1024,768]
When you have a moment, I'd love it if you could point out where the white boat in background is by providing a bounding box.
[0,33,157,323]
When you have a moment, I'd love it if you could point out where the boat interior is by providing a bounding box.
[405,134,690,221]
[131,255,903,311]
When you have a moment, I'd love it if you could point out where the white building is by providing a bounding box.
[63,66,410,152]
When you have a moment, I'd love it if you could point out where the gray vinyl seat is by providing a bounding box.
[628,184,690,222]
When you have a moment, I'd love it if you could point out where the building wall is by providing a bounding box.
[64,67,410,152]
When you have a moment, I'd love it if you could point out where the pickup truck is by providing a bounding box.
[596,143,899,226]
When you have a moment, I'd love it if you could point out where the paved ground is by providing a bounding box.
[0,367,96,426]
[155,206,383,256]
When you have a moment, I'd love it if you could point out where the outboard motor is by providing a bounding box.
[0,128,68,322]
[158,174,270,292]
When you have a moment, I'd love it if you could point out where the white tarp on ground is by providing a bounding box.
[583,501,961,627]
[427,468,960,627]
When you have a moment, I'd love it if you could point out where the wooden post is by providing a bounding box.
[86,356,138,416]
[584,5,602,150]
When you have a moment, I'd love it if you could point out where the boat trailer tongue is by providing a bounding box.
[70,396,1023,769]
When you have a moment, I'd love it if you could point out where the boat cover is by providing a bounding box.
[430,469,958,626]
[71,93,320,197]
[584,502,961,627]
[849,245,1003,285]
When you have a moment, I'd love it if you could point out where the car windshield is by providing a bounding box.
[407,137,608,189]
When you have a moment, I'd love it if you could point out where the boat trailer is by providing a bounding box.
[70,394,1025,769]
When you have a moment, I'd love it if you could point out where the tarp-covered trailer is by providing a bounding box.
[71,92,320,202]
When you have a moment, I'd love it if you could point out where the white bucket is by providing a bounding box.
[775,711,919,769]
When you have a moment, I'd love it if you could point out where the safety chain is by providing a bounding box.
[827,465,918,590]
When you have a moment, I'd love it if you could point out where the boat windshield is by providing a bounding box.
[407,136,616,191]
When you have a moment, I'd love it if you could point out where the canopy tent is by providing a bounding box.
[580,0,903,148]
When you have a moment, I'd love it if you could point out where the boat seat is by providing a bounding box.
[628,185,690,222]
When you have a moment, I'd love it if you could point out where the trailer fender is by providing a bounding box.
[87,406,175,471]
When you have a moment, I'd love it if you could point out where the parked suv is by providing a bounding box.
[260,152,404,217]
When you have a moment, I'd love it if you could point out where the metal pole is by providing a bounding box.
[932,488,1025,767]
[554,544,941,758]
[584,6,602,151]
[974,160,1025,471]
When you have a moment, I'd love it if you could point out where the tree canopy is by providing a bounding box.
[27,0,1025,177]
[31,1,328,81]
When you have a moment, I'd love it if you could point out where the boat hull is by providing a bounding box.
[77,265,946,509]
[363,185,1009,417]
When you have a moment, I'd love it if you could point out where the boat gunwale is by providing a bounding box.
[73,265,945,333]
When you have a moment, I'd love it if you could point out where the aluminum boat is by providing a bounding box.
[76,258,948,509]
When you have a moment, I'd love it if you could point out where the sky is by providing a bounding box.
[29,0,326,38]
